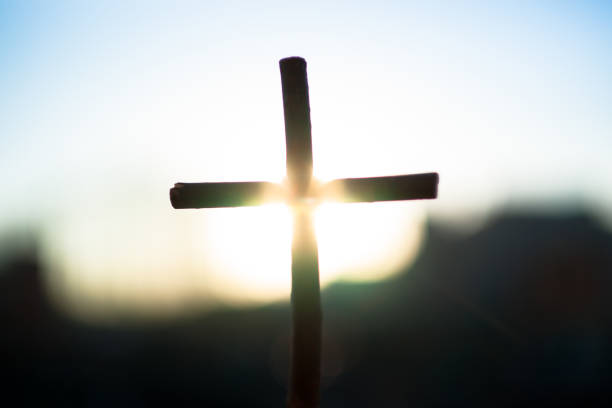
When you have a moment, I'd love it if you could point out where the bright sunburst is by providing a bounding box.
[197,195,426,306]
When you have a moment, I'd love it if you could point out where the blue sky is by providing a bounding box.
[1,1,611,319]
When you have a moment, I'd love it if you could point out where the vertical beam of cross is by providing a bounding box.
[280,57,322,408]
[281,57,314,199]
[289,208,321,407]
[169,56,439,408]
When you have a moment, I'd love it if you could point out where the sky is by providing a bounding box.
[1,1,611,321]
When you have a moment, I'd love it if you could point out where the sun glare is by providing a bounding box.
[314,201,425,283]
[198,195,426,306]
[44,150,429,321]
[201,204,293,303]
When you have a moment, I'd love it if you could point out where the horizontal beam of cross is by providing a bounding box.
[320,172,438,203]
[170,181,283,209]
[170,172,438,209]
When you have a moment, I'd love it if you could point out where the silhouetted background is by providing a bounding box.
[2,2,612,406]
[2,210,612,406]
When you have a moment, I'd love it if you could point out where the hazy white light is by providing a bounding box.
[315,201,425,283]
[201,204,293,304]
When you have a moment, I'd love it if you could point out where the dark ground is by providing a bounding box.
[1,210,611,407]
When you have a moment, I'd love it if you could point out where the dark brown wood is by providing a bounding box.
[320,172,439,203]
[170,181,283,209]
[280,57,313,199]
[280,57,322,408]
[288,210,321,408]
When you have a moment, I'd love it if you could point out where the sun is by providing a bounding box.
[196,188,426,305]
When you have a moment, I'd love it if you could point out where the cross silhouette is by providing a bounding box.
[170,57,438,408]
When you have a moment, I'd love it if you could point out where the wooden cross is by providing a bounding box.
[169,57,439,408]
